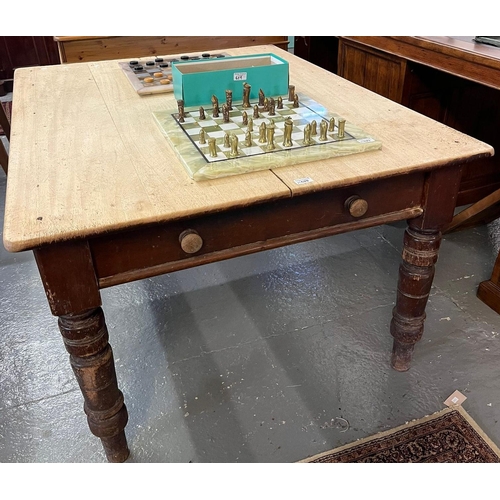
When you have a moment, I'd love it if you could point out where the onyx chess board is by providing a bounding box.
[119,52,229,95]
[153,93,383,181]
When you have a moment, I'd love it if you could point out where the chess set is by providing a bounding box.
[119,52,229,95]
[153,85,382,181]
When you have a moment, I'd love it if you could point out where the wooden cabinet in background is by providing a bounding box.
[54,36,290,63]
[336,36,500,207]
[0,36,60,92]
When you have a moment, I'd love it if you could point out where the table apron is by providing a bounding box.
[90,173,425,288]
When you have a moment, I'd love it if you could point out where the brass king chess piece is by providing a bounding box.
[242,82,251,108]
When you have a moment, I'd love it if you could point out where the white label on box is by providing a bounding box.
[233,72,247,81]
[294,177,314,185]
[357,137,375,143]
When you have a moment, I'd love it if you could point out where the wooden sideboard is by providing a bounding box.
[336,36,500,208]
[54,36,290,63]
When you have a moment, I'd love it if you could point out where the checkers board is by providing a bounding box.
[153,92,382,181]
[119,52,229,95]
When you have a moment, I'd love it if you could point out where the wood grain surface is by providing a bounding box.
[3,44,494,252]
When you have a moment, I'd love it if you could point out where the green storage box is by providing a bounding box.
[172,53,289,107]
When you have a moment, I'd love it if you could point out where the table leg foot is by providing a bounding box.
[390,225,441,371]
[58,307,130,462]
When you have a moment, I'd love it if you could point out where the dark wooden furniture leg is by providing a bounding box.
[477,250,500,314]
[34,241,129,462]
[391,166,463,371]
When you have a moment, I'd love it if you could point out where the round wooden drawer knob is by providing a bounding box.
[345,196,368,218]
[179,229,203,254]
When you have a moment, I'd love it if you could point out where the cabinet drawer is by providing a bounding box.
[90,172,425,287]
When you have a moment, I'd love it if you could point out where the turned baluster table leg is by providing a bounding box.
[391,225,441,371]
[34,241,129,462]
[390,166,463,371]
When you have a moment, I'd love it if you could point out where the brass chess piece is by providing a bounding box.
[208,137,217,158]
[303,123,313,146]
[199,129,206,144]
[224,132,230,148]
[259,122,267,143]
[277,96,283,109]
[283,117,293,147]
[253,105,259,119]
[222,104,230,123]
[292,94,299,108]
[264,97,269,112]
[225,89,233,110]
[199,107,206,120]
[242,111,248,126]
[319,119,328,141]
[266,121,276,151]
[329,117,335,132]
[211,94,220,117]
[268,98,276,116]
[242,82,251,108]
[177,99,185,123]
[244,130,252,147]
[311,120,317,136]
[229,134,239,157]
[259,89,265,106]
[247,117,253,132]
[338,119,346,138]
[288,84,295,102]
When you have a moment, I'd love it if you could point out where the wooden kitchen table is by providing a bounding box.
[3,45,493,462]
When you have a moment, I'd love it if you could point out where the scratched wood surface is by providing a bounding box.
[3,45,494,252]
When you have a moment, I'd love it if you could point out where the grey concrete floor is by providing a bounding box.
[1,158,500,463]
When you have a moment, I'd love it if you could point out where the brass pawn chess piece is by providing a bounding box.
[319,119,328,141]
[264,97,269,112]
[268,98,276,116]
[244,130,252,147]
[303,123,313,146]
[199,107,206,120]
[277,96,283,109]
[229,134,239,157]
[247,117,253,132]
[242,111,248,126]
[253,105,259,119]
[338,119,346,138]
[292,94,299,108]
[199,129,206,144]
[224,132,230,148]
[311,120,317,136]
[242,82,251,108]
[211,95,220,117]
[266,121,276,151]
[288,84,295,102]
[329,117,335,132]
[259,122,267,143]
[208,137,217,157]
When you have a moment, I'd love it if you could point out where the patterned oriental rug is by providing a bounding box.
[301,406,500,463]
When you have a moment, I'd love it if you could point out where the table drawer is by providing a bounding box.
[91,172,425,287]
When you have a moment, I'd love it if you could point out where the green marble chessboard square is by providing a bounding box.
[153,93,382,181]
